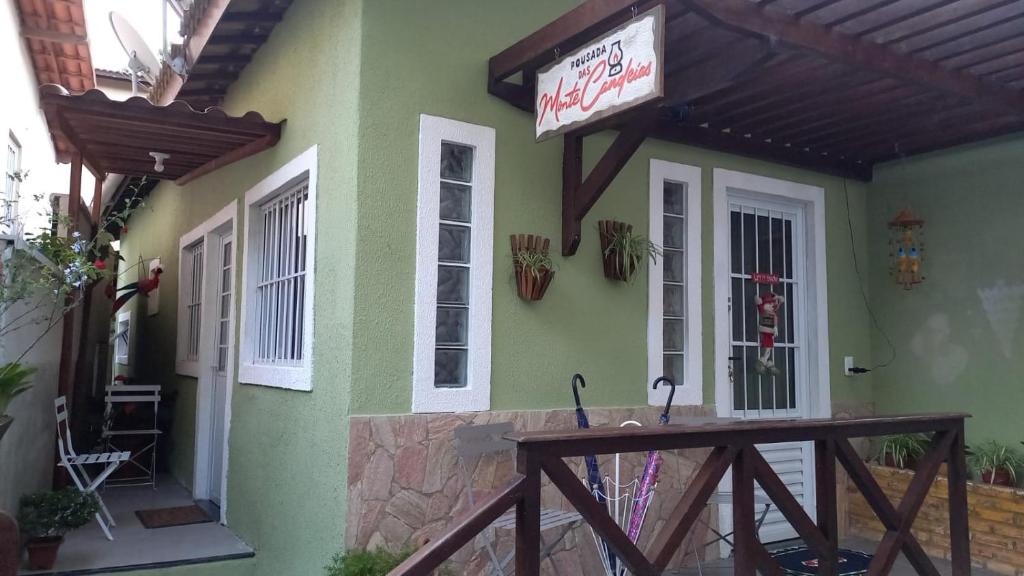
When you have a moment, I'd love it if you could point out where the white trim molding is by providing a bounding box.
[238,145,318,391]
[648,159,702,407]
[412,115,495,413]
[711,169,831,419]
[114,310,132,366]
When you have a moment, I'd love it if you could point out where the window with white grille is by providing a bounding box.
[239,146,318,391]
[647,160,703,407]
[183,241,204,363]
[4,133,22,230]
[413,115,494,413]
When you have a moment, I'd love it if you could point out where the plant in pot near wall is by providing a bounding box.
[17,489,99,570]
[877,433,929,470]
[511,234,555,301]
[597,220,661,283]
[968,440,1024,487]
[0,362,35,443]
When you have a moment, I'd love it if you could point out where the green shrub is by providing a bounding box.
[0,361,35,415]
[325,548,414,576]
[18,488,99,539]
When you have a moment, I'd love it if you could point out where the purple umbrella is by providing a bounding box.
[571,374,615,571]
[627,377,677,543]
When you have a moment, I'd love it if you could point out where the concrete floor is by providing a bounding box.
[668,537,998,575]
[19,478,252,575]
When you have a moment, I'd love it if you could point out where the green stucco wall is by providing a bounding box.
[349,0,876,415]
[869,135,1024,449]
[116,0,362,574]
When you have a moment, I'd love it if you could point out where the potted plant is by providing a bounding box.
[511,234,555,301]
[17,489,99,570]
[0,361,35,442]
[597,220,661,282]
[325,547,414,576]
[968,440,1023,487]
[877,433,929,470]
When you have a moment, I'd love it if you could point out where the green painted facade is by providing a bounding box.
[109,0,1024,574]
[117,1,362,574]
[869,136,1024,449]
[350,0,876,414]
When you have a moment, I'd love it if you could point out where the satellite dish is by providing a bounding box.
[110,11,161,96]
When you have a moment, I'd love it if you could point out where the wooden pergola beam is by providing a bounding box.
[680,0,1024,113]
[21,26,88,45]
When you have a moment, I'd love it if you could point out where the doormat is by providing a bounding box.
[135,505,212,529]
[770,546,873,575]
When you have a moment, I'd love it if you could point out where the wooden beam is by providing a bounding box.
[515,451,541,575]
[815,438,839,576]
[561,113,656,255]
[732,446,757,576]
[176,134,278,185]
[21,26,88,45]
[90,175,104,230]
[680,0,1024,113]
[947,424,971,575]
[649,446,738,569]
[750,447,832,560]
[541,455,657,575]
[390,476,525,576]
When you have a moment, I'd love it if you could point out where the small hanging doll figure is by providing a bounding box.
[754,291,786,374]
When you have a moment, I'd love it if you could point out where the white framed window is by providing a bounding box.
[4,132,22,230]
[177,201,237,377]
[115,311,131,366]
[648,160,703,406]
[239,146,318,391]
[413,115,495,413]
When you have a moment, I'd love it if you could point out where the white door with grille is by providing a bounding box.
[713,169,831,547]
[207,233,233,506]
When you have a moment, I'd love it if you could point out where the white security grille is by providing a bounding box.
[184,242,205,362]
[4,135,21,227]
[253,181,308,366]
[216,238,233,372]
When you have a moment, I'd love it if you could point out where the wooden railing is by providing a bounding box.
[390,413,970,576]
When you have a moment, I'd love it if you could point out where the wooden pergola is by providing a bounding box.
[488,0,1024,255]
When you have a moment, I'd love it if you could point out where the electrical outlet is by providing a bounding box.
[844,356,855,377]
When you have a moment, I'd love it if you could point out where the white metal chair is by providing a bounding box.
[454,422,581,576]
[102,384,161,487]
[54,396,130,541]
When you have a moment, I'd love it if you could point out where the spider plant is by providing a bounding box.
[511,234,556,301]
[968,441,1023,486]
[0,361,35,416]
[877,433,929,469]
[598,221,661,282]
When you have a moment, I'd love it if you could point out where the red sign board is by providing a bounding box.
[751,272,780,285]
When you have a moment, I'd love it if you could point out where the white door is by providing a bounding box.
[207,234,233,506]
[714,171,830,546]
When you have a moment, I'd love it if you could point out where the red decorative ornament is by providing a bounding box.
[754,291,786,374]
[94,259,106,270]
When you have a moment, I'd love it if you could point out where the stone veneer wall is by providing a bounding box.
[346,406,719,575]
[849,464,1024,576]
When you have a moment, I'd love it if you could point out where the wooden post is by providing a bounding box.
[515,449,541,574]
[561,134,583,256]
[815,437,839,576]
[733,446,757,576]
[948,423,971,575]
[90,174,104,229]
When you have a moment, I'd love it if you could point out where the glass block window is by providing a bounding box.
[216,237,233,372]
[648,160,702,407]
[4,133,21,230]
[413,115,494,413]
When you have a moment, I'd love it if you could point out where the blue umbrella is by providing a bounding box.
[571,374,616,571]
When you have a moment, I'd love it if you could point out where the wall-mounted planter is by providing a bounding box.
[511,234,554,302]
[598,220,657,283]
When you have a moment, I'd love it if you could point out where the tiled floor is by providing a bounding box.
[19,479,252,575]
[668,537,998,575]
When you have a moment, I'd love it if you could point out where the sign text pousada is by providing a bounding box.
[535,6,665,142]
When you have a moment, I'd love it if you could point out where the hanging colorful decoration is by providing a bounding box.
[754,290,785,374]
[888,208,925,290]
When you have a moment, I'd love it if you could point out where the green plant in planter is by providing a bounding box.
[598,221,661,283]
[0,361,35,415]
[968,440,1023,487]
[877,433,929,469]
[325,547,415,576]
[514,250,554,280]
[18,488,100,569]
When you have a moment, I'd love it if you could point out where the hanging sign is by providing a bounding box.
[534,5,665,142]
[751,272,780,285]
